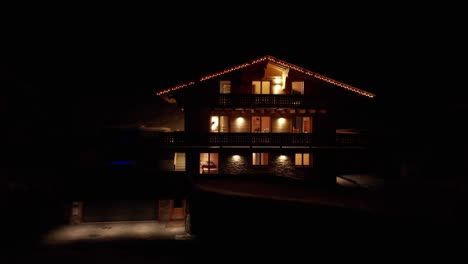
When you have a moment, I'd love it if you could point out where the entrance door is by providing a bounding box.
[158,199,186,221]
[171,199,186,220]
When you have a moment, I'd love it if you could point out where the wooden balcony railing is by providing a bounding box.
[217,94,305,108]
[141,132,368,148]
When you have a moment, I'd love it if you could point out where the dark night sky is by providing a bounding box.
[2,7,464,141]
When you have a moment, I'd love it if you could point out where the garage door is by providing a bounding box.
[82,200,157,222]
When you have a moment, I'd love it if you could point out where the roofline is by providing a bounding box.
[155,55,376,98]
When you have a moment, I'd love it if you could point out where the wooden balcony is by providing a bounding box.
[207,133,331,146]
[142,132,368,148]
[217,94,305,108]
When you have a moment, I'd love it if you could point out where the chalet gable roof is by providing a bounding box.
[155,55,376,98]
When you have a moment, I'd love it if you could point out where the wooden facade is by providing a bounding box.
[69,55,375,227]
[154,55,376,185]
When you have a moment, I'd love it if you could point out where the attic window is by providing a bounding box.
[220,80,231,94]
[292,81,304,94]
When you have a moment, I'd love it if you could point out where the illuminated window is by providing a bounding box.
[200,153,219,174]
[251,116,271,133]
[271,76,284,94]
[295,153,312,166]
[220,80,231,94]
[210,115,229,132]
[252,81,271,94]
[292,81,304,94]
[292,116,312,133]
[173,152,186,171]
[252,153,269,165]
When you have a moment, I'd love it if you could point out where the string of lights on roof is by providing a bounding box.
[266,56,375,98]
[155,81,195,96]
[155,55,375,98]
[199,57,269,82]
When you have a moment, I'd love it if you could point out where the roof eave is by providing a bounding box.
[155,55,376,98]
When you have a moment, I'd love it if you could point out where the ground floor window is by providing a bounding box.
[200,152,219,174]
[252,152,269,165]
[295,153,312,166]
[173,152,186,171]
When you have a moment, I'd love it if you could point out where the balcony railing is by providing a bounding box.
[142,132,368,148]
[217,94,305,108]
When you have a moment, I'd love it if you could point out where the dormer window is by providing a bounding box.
[271,76,284,94]
[252,77,285,95]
